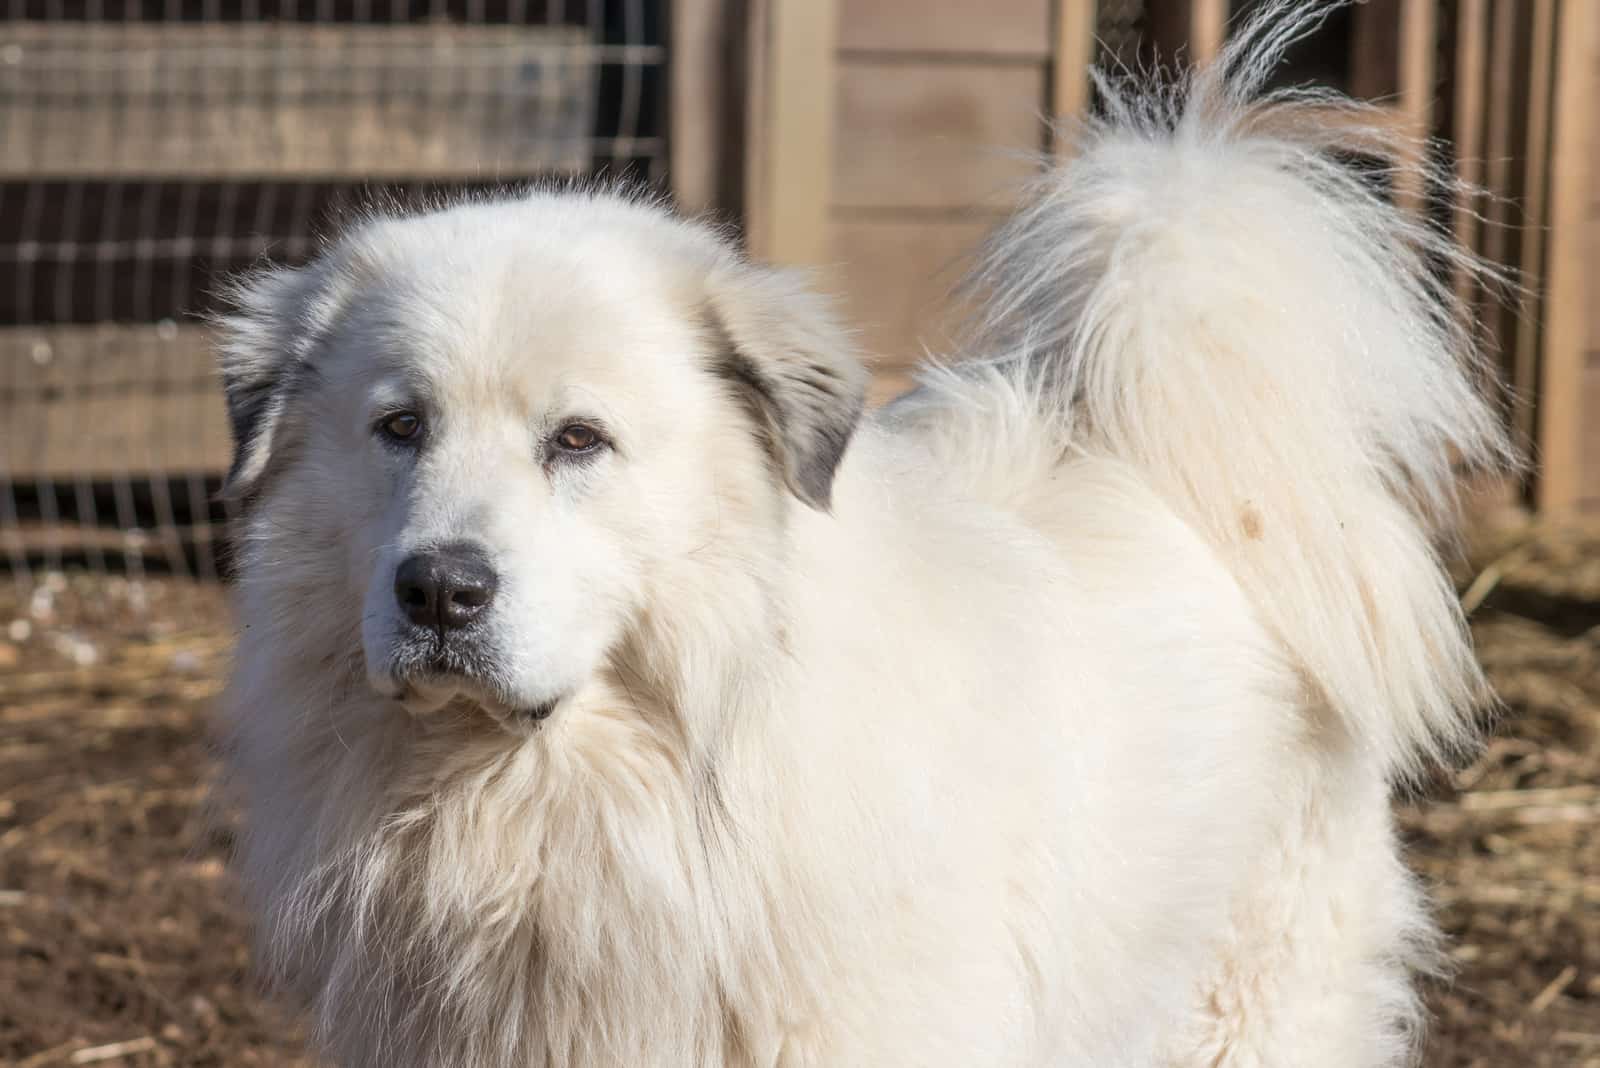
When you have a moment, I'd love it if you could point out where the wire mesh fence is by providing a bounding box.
[0,0,666,583]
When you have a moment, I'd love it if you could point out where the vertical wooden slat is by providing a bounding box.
[741,0,774,252]
[1445,0,1529,511]
[1537,0,1599,511]
[1480,0,1525,441]
[1479,0,1521,278]
[1515,0,1558,467]
[1189,0,1229,67]
[1393,0,1437,213]
[745,0,838,265]
[1450,0,1489,304]
[1050,0,1098,151]
[670,0,743,218]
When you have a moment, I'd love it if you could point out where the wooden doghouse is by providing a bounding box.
[710,0,1599,512]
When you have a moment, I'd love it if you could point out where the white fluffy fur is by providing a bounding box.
[216,6,1509,1065]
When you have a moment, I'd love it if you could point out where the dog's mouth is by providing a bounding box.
[370,627,574,731]
[442,690,562,724]
[385,657,566,729]
[512,695,561,722]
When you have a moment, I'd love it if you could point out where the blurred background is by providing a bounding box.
[1,1,1596,1065]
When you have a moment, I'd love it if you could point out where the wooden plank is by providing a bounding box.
[1517,0,1558,475]
[747,0,838,264]
[1535,0,1598,512]
[829,214,998,366]
[0,22,595,179]
[1585,357,1600,509]
[1,325,229,479]
[1450,0,1489,304]
[670,0,745,216]
[1480,0,1527,425]
[9,390,229,478]
[3,521,225,560]
[1595,104,1600,212]
[1479,0,1521,276]
[834,60,1047,210]
[1189,0,1230,68]
[0,324,212,393]
[1051,0,1098,149]
[1393,0,1437,213]
[1591,219,1600,354]
[840,0,1052,58]
[742,0,775,252]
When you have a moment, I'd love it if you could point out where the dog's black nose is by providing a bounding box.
[394,544,498,632]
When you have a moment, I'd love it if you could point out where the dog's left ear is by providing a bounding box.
[704,263,868,512]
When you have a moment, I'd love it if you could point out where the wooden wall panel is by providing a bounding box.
[0,23,592,180]
[829,216,998,369]
[819,0,1091,383]
[745,0,840,265]
[1052,0,1098,137]
[2,327,226,479]
[838,0,1051,57]
[833,61,1047,210]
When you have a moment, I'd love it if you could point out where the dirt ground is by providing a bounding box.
[1,524,1597,1067]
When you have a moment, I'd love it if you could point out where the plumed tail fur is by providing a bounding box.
[936,1,1514,780]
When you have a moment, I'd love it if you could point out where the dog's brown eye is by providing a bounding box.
[380,412,422,443]
[556,424,600,452]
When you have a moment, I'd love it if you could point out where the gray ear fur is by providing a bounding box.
[704,264,868,511]
[214,256,353,503]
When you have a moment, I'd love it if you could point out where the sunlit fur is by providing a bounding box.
[216,5,1509,1065]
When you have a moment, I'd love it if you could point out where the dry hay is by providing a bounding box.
[0,575,310,1067]
[2,524,1597,1066]
[1408,522,1600,1067]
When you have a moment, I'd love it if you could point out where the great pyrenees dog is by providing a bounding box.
[214,6,1511,1066]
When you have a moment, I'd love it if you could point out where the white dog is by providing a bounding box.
[215,6,1510,1065]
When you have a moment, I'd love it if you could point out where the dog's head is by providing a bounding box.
[217,192,865,728]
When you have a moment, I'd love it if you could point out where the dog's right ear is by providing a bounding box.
[215,258,352,503]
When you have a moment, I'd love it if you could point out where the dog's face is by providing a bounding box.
[218,194,865,728]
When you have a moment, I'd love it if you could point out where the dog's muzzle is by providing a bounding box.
[381,543,563,725]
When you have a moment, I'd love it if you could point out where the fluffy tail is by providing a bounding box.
[958,2,1514,779]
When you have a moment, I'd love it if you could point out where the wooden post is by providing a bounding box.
[1189,0,1229,67]
[1479,0,1524,430]
[1051,0,1099,152]
[1536,0,1599,512]
[744,0,839,266]
[670,0,746,218]
[1514,0,1557,468]
[1393,0,1437,214]
[1450,0,1488,305]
